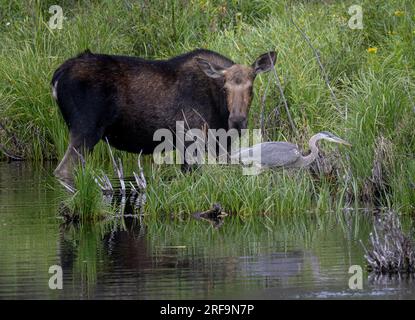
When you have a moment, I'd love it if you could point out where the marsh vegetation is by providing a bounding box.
[1,1,414,218]
[0,0,414,293]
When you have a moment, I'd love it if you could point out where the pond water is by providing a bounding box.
[0,162,414,299]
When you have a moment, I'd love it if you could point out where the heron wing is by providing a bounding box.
[251,142,301,167]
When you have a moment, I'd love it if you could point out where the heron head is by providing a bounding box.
[319,131,352,146]
[196,51,277,132]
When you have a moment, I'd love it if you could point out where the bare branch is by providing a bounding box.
[0,143,24,161]
[268,53,297,135]
[260,76,271,136]
[72,147,86,168]
[361,211,415,273]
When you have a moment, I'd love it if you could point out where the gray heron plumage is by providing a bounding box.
[232,131,351,169]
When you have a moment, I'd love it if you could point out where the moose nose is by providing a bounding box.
[228,116,247,131]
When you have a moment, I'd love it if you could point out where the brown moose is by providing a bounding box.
[52,49,276,182]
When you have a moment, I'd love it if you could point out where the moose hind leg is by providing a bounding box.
[54,131,103,184]
[54,141,80,185]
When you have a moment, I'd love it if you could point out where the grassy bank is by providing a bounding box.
[0,0,414,216]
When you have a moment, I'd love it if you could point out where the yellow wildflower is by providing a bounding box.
[394,10,405,17]
[367,47,378,54]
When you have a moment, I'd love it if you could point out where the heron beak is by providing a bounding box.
[333,137,352,147]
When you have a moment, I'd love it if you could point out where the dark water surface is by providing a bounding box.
[0,162,414,299]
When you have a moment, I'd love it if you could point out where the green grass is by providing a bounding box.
[147,164,323,217]
[62,162,111,222]
[0,0,414,217]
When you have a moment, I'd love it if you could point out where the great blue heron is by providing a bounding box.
[232,131,351,169]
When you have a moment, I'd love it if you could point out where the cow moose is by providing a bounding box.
[51,49,276,183]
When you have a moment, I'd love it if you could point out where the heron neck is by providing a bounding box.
[302,134,320,167]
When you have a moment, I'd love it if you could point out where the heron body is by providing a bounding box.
[233,131,351,169]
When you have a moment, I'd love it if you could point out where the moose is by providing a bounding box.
[52,48,276,182]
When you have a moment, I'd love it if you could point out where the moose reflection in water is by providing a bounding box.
[57,217,323,299]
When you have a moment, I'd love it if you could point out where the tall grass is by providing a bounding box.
[146,164,331,217]
[0,0,414,216]
[62,163,111,222]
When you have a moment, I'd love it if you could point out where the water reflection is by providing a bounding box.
[239,251,321,286]
[54,216,408,300]
[192,203,228,228]
[369,273,415,286]
[1,162,415,299]
[57,217,324,299]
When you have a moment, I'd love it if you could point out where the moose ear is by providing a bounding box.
[252,51,277,74]
[196,58,225,79]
